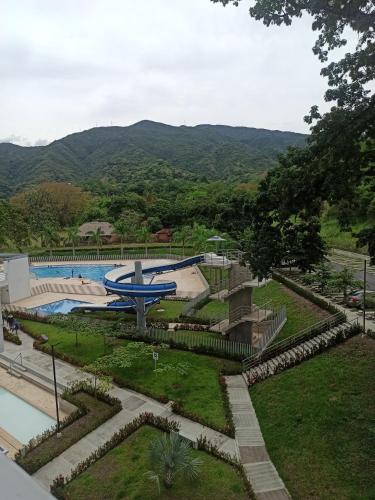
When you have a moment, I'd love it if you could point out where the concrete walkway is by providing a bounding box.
[0,332,236,490]
[226,375,290,500]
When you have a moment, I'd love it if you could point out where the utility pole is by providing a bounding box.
[363,259,367,335]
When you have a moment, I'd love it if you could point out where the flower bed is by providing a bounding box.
[51,413,255,500]
[3,326,22,345]
[15,381,122,474]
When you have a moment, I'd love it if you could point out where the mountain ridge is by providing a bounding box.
[0,120,306,196]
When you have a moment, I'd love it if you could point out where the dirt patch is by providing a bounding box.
[280,283,331,319]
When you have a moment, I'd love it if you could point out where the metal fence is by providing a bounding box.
[29,253,184,263]
[242,311,345,372]
[132,325,256,358]
[256,305,286,352]
[181,288,211,316]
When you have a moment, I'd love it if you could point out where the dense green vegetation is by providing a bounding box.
[251,336,375,499]
[320,217,368,253]
[64,426,249,500]
[0,121,305,196]
[215,0,374,270]
[22,319,240,430]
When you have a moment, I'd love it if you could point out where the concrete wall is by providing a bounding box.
[2,256,31,304]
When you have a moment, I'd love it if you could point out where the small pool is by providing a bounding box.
[0,388,55,444]
[31,264,118,282]
[31,299,91,315]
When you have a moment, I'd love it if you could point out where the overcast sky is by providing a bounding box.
[0,0,356,146]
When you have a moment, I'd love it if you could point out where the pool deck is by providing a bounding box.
[0,367,69,457]
[12,258,207,310]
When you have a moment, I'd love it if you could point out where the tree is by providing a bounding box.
[145,433,202,491]
[242,223,283,280]
[41,225,60,257]
[119,209,144,242]
[212,0,375,259]
[136,225,152,256]
[65,226,80,257]
[312,261,332,293]
[0,200,29,251]
[173,226,192,257]
[88,227,104,256]
[114,219,128,258]
[147,215,162,233]
[11,182,90,229]
[189,223,216,253]
[329,268,362,300]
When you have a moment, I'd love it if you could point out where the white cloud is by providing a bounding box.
[0,0,358,145]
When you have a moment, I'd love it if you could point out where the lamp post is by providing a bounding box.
[363,259,367,335]
[44,336,61,435]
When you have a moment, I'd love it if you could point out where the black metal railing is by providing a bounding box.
[242,311,346,372]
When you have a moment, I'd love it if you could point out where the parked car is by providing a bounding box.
[347,290,375,309]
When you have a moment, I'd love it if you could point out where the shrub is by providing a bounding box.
[3,326,22,345]
[245,322,362,386]
[50,413,179,498]
[15,385,122,474]
[273,270,346,318]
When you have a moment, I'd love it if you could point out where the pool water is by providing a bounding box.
[0,387,55,444]
[31,299,91,315]
[31,264,118,282]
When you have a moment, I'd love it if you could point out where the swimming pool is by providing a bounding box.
[31,299,91,315]
[0,388,55,444]
[31,264,118,282]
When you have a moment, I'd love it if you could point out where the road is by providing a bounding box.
[328,249,375,291]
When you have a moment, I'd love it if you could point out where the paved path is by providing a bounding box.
[1,331,236,490]
[226,375,290,500]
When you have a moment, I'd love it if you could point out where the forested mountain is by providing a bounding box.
[0,120,306,196]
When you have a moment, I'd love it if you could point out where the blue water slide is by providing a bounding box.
[72,255,204,313]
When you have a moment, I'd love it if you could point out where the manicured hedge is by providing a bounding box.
[245,322,362,386]
[15,382,122,474]
[51,412,255,500]
[3,326,22,345]
[273,270,346,318]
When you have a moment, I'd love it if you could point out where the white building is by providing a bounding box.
[0,254,31,352]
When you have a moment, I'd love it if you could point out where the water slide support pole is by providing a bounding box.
[134,261,147,332]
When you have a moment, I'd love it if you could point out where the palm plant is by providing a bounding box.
[189,223,216,254]
[136,225,152,257]
[41,225,60,257]
[65,226,80,257]
[145,433,202,491]
[114,219,128,258]
[173,226,192,257]
[88,227,104,256]
[329,268,362,300]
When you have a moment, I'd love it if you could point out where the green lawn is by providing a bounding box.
[22,320,240,430]
[251,336,375,500]
[320,217,367,253]
[196,280,328,341]
[196,300,228,320]
[73,300,185,323]
[63,426,249,500]
[253,280,328,341]
[148,300,186,321]
[199,265,229,288]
